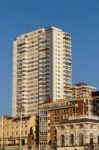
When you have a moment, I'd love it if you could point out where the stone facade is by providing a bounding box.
[56,118,99,150]
[0,115,38,149]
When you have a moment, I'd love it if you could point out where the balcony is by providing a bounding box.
[68,115,99,120]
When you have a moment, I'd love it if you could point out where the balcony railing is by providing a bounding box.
[68,115,99,120]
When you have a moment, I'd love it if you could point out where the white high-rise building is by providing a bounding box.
[12,26,72,117]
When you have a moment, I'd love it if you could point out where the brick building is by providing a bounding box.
[39,98,95,149]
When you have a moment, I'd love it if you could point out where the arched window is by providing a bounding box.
[60,134,65,147]
[79,133,84,146]
[69,134,74,146]
[97,135,99,144]
[90,133,93,145]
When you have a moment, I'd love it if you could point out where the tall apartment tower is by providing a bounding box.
[12,26,72,117]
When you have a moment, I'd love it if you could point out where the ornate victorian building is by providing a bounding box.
[56,118,99,150]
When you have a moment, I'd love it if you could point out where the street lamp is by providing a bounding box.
[19,110,22,150]
[17,106,25,150]
[2,116,4,148]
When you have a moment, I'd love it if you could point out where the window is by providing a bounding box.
[16,131,18,135]
[90,133,93,145]
[97,135,99,143]
[69,134,74,146]
[79,133,84,146]
[60,135,65,147]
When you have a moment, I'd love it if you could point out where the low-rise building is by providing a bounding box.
[0,115,38,149]
[56,117,99,150]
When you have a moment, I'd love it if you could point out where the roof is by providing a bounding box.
[74,83,89,86]
[12,116,31,121]
[57,118,99,125]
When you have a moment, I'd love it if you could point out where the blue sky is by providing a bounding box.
[0,0,99,116]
